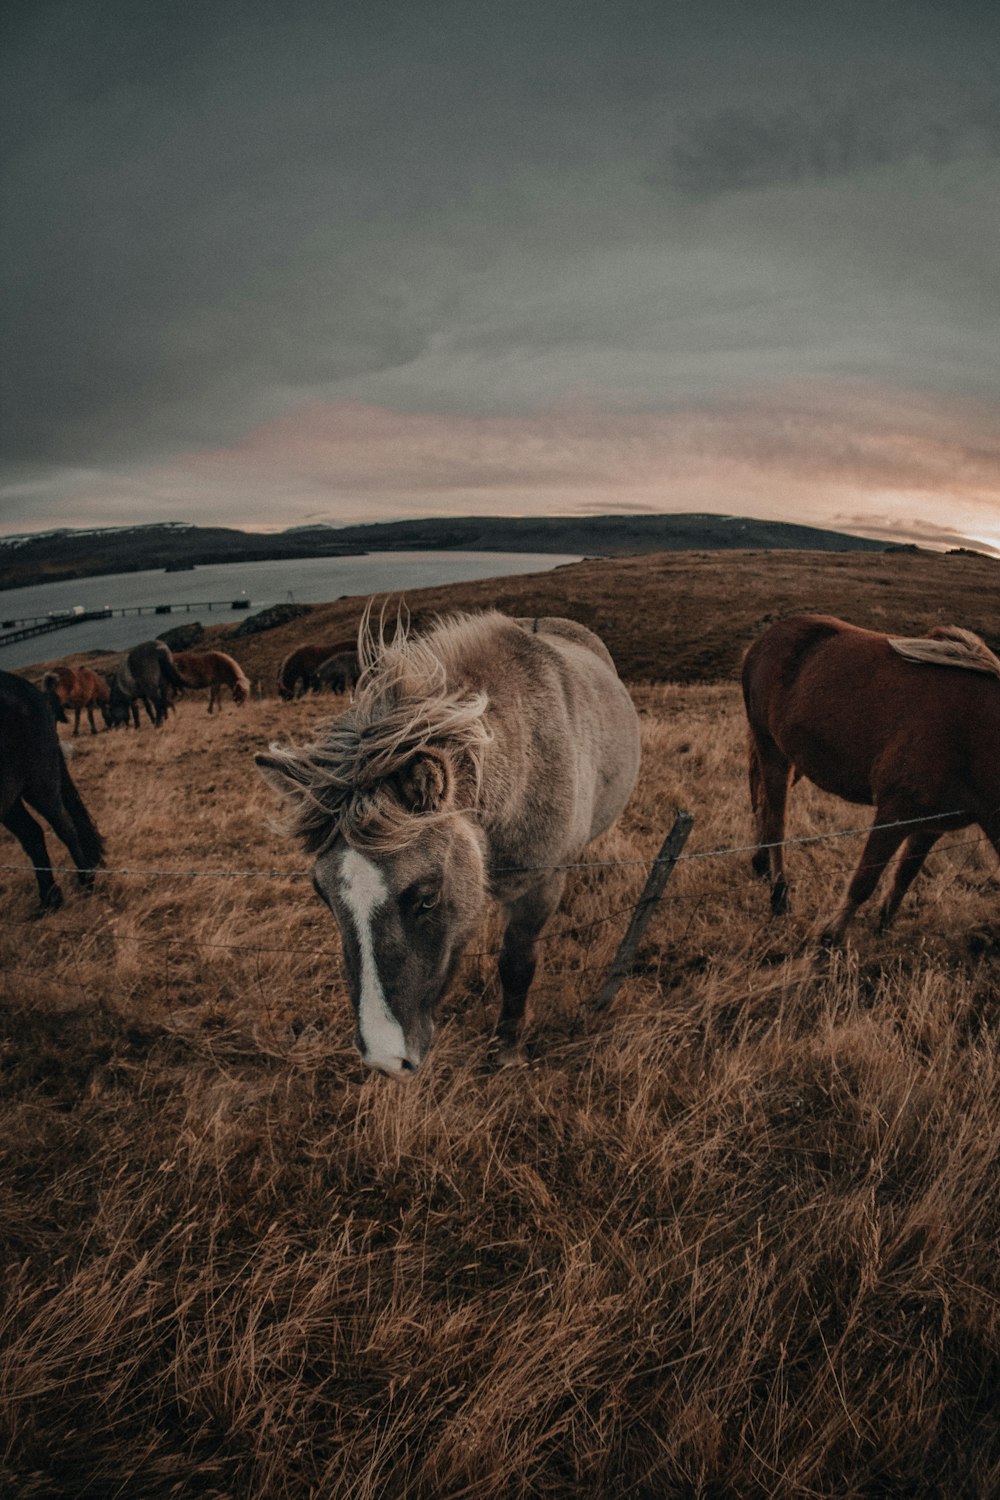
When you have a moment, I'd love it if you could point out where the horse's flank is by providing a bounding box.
[888,626,1000,678]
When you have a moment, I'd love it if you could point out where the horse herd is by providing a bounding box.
[37,637,363,737]
[2,610,998,1079]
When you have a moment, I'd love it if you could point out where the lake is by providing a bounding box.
[0,551,579,669]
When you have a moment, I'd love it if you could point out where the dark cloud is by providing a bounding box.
[664,85,1000,196]
[1,0,999,542]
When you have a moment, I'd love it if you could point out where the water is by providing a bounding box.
[0,551,579,669]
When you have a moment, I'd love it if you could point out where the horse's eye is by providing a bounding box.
[417,891,440,913]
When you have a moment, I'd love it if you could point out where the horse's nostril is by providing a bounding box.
[399,1058,416,1073]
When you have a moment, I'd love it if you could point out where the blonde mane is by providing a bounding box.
[265,609,493,853]
[888,625,1000,679]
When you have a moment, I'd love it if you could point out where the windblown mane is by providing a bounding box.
[264,610,493,853]
[888,625,1000,679]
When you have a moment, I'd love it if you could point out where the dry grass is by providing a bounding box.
[2,666,999,1499]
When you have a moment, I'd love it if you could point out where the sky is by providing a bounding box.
[1,0,999,551]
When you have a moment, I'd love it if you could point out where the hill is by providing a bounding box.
[0,513,890,591]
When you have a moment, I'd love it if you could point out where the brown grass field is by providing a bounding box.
[2,550,999,1498]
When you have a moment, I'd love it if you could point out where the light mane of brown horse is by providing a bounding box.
[888,626,1000,678]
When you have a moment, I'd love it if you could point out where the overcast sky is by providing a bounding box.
[2,0,998,549]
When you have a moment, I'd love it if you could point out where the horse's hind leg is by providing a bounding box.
[3,800,62,911]
[877,830,941,931]
[72,707,82,736]
[749,734,793,914]
[495,871,566,1064]
[822,813,909,945]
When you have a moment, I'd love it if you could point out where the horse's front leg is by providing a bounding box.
[822,811,909,945]
[495,871,566,1065]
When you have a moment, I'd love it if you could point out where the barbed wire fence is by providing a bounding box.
[1,806,996,1049]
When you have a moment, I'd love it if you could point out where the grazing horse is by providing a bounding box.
[277,639,358,699]
[172,650,251,711]
[258,611,641,1078]
[313,651,361,696]
[0,670,105,911]
[742,614,1000,942]
[104,639,185,728]
[42,664,110,736]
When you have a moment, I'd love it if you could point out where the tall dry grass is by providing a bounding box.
[1,685,998,1498]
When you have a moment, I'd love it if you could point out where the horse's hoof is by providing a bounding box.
[491,1041,528,1070]
[770,883,790,916]
[818,927,844,951]
[750,851,770,880]
[35,886,64,917]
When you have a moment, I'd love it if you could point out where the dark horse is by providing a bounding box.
[258,611,640,1078]
[314,651,361,695]
[277,640,357,700]
[743,614,1000,941]
[105,639,185,728]
[1,670,105,911]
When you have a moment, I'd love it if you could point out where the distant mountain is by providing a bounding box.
[0,522,364,590]
[0,514,889,590]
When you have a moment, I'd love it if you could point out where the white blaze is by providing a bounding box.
[338,849,410,1073]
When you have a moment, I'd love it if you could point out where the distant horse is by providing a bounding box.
[172,650,251,712]
[0,670,105,911]
[104,640,185,729]
[313,651,361,696]
[258,611,641,1078]
[42,664,110,736]
[742,614,1000,942]
[277,639,357,699]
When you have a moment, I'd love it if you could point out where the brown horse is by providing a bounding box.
[172,650,251,711]
[42,665,110,736]
[743,614,1000,942]
[1,670,105,911]
[277,639,357,699]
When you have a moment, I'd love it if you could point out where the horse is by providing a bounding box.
[0,670,105,912]
[277,640,357,700]
[257,611,641,1078]
[313,651,361,696]
[172,649,251,711]
[742,614,1000,942]
[104,640,185,728]
[42,664,110,736]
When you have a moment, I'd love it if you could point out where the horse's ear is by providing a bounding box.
[397,749,454,813]
[255,750,309,802]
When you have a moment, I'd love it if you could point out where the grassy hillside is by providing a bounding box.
[2,552,999,1497]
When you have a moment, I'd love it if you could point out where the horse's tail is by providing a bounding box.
[42,671,69,722]
[58,751,105,872]
[154,641,187,691]
[277,650,297,700]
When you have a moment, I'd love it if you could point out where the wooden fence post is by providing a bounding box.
[590,809,694,1013]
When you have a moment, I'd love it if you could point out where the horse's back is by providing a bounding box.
[482,613,640,857]
[514,616,616,670]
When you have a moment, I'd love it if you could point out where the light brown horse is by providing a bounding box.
[172,650,251,711]
[743,614,1000,942]
[42,665,110,736]
[258,611,641,1078]
[277,640,357,700]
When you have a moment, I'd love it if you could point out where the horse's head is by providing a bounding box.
[101,675,130,728]
[258,745,488,1078]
